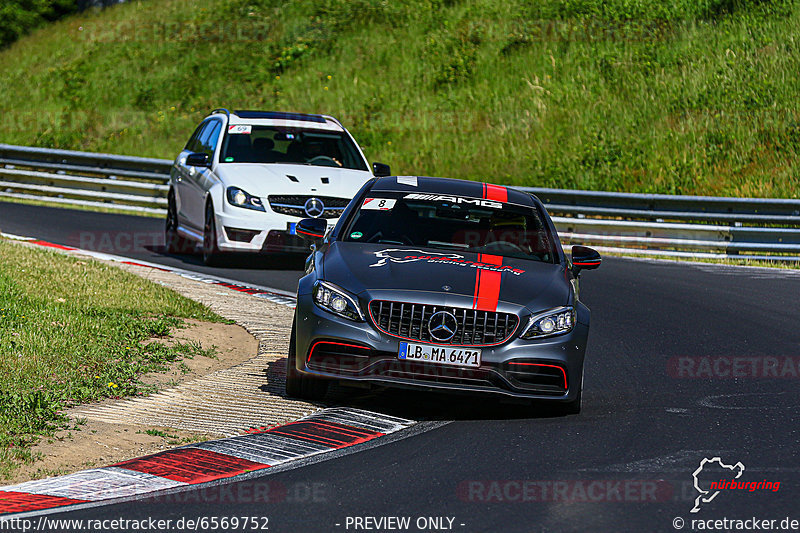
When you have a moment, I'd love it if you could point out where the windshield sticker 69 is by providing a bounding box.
[369,249,525,275]
[403,193,503,209]
[228,125,252,134]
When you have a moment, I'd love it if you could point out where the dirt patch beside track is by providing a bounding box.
[7,319,259,484]
[7,241,315,484]
[139,318,258,388]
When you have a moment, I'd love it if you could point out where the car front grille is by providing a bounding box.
[369,301,519,346]
[268,195,349,219]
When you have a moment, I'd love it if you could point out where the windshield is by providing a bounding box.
[219,126,368,171]
[342,193,557,263]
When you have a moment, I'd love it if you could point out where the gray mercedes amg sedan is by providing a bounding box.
[287,175,601,414]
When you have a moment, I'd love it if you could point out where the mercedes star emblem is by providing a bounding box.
[428,311,458,342]
[304,197,325,218]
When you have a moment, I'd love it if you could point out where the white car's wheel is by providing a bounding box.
[203,202,223,266]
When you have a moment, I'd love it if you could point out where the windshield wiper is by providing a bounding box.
[427,241,470,250]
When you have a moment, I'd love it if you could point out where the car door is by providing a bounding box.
[176,120,212,232]
[183,119,222,229]
[174,121,206,229]
[197,119,224,219]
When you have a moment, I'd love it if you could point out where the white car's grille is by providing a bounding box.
[268,195,349,219]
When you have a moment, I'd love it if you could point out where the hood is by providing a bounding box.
[321,242,570,313]
[216,163,372,198]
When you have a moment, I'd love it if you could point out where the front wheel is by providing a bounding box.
[285,316,328,401]
[203,202,223,266]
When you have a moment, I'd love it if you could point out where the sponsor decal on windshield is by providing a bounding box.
[361,198,397,210]
[228,125,252,134]
[403,193,503,209]
[368,249,524,275]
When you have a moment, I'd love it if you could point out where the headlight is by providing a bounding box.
[226,186,265,211]
[520,306,574,339]
[313,281,365,321]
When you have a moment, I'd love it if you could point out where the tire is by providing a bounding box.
[285,316,328,401]
[165,191,193,254]
[203,201,223,266]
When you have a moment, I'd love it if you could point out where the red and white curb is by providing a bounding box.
[0,233,297,307]
[0,408,414,515]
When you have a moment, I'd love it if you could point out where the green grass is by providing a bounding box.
[140,429,179,439]
[0,239,222,478]
[0,0,799,197]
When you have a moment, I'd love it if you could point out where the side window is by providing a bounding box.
[205,121,223,156]
[199,120,222,158]
[184,121,208,153]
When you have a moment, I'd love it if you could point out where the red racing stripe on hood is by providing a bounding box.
[473,254,504,312]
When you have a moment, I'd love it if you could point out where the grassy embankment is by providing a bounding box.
[0,0,798,198]
[0,239,222,478]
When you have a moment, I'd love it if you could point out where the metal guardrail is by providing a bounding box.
[0,143,171,215]
[0,143,799,260]
[512,186,800,260]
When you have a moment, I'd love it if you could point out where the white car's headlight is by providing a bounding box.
[313,281,365,321]
[226,186,265,212]
[520,306,575,339]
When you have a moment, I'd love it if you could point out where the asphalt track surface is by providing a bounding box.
[2,202,800,532]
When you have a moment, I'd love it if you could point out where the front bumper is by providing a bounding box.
[294,293,589,402]
[212,207,321,253]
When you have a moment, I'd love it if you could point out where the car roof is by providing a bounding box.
[209,109,345,132]
[232,110,327,123]
[369,176,538,208]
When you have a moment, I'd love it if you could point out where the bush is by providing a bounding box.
[0,0,77,48]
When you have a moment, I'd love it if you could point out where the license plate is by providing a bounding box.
[398,342,481,368]
[288,222,336,235]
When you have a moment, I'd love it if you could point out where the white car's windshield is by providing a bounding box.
[219,126,368,171]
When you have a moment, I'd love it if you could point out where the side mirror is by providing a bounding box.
[571,245,601,276]
[186,152,210,167]
[372,162,391,177]
[296,218,327,242]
